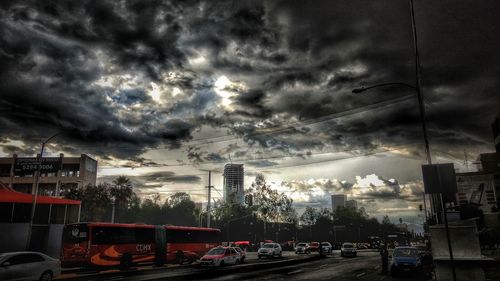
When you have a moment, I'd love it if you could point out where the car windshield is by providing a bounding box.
[343,244,354,248]
[394,248,419,257]
[297,243,307,247]
[321,243,330,246]
[263,244,274,248]
[207,248,225,255]
[234,248,242,252]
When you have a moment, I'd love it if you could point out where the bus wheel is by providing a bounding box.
[175,251,184,264]
[119,253,133,271]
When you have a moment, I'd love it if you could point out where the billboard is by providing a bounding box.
[14,157,62,175]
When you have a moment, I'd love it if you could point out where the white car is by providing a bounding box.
[295,242,310,254]
[340,243,358,257]
[199,247,242,267]
[258,243,282,258]
[320,242,333,254]
[0,252,61,281]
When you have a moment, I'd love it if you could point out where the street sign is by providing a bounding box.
[422,163,458,202]
[14,157,62,175]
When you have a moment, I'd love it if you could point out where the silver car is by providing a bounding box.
[0,252,61,281]
[258,243,282,258]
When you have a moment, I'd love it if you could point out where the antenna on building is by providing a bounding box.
[228,154,232,164]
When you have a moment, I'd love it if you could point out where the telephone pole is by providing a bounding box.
[206,171,213,228]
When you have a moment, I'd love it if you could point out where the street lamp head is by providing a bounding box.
[352,88,367,93]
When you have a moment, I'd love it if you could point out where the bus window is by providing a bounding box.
[62,224,89,244]
[135,228,155,244]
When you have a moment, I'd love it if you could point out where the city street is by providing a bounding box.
[56,251,431,281]
[206,251,429,281]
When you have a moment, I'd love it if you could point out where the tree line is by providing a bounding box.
[64,174,404,243]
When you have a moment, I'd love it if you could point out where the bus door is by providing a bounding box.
[154,226,166,266]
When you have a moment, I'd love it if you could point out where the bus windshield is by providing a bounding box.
[63,224,89,244]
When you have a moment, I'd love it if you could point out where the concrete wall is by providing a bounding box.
[435,262,485,281]
[0,223,29,253]
[430,220,481,259]
[46,224,64,258]
[0,223,64,258]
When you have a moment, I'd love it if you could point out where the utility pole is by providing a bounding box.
[26,133,59,250]
[464,149,469,171]
[206,171,213,228]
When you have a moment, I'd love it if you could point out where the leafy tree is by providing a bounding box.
[300,207,319,226]
[164,192,198,226]
[247,174,294,224]
[109,176,134,222]
[65,183,111,222]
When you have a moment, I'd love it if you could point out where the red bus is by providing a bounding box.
[60,222,221,269]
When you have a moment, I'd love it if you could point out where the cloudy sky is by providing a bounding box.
[1,0,499,226]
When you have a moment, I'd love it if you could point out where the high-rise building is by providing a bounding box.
[331,194,346,211]
[223,164,244,204]
[346,199,358,209]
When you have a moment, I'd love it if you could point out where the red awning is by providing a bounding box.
[0,188,81,205]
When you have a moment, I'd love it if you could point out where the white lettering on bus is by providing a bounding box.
[136,244,152,252]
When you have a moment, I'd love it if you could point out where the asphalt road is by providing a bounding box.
[57,250,432,281]
[57,251,308,281]
[206,251,431,281]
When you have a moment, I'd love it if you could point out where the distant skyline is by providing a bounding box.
[1,0,499,226]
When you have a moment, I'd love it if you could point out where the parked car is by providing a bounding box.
[357,243,369,249]
[308,242,320,253]
[390,247,422,276]
[234,247,246,263]
[320,242,333,254]
[0,251,61,281]
[295,242,310,254]
[340,243,357,257]
[258,243,282,258]
[199,246,242,267]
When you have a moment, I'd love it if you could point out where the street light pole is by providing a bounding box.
[111,195,116,223]
[352,2,455,279]
[26,133,60,250]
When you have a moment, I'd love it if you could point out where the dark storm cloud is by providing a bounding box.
[0,0,197,160]
[99,171,201,187]
[1,0,499,164]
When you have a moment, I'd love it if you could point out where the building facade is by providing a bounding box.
[0,184,81,257]
[455,172,497,213]
[493,112,500,153]
[331,194,346,211]
[0,154,97,196]
[346,199,358,209]
[223,164,244,204]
